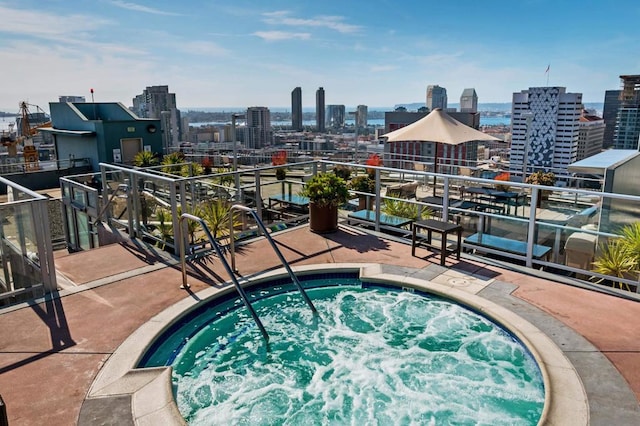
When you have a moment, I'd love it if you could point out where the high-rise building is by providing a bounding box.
[291,87,303,131]
[326,105,345,128]
[59,96,86,103]
[602,90,622,148]
[510,86,582,180]
[132,85,181,150]
[244,106,272,149]
[577,111,605,161]
[316,87,325,132]
[613,75,640,150]
[356,105,368,128]
[426,85,447,110]
[460,88,478,113]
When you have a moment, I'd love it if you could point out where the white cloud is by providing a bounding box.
[108,0,182,16]
[370,65,397,72]
[179,40,229,57]
[0,5,112,38]
[262,10,362,34]
[253,31,311,42]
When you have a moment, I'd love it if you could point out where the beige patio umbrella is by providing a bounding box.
[382,108,500,145]
[381,108,501,195]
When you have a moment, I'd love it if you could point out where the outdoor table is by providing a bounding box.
[268,194,310,211]
[411,219,463,265]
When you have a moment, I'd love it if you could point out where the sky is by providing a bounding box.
[1,0,639,113]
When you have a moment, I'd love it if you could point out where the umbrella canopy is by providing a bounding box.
[382,108,500,145]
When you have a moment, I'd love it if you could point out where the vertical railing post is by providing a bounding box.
[526,187,540,269]
[442,176,450,221]
[374,168,381,232]
[255,169,262,221]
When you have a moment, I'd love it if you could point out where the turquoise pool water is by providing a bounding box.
[141,277,544,425]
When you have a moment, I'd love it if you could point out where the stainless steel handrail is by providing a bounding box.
[179,213,269,341]
[229,204,317,314]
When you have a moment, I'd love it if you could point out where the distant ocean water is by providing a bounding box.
[191,116,511,128]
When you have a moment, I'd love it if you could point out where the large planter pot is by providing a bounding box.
[358,195,369,210]
[309,202,338,233]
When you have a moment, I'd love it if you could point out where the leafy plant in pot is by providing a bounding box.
[349,175,376,210]
[525,171,556,206]
[300,172,349,233]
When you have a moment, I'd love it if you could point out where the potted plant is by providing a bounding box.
[525,171,556,206]
[275,167,287,181]
[300,172,349,233]
[349,175,376,210]
[333,165,352,180]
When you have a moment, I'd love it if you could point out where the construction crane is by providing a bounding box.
[1,102,50,159]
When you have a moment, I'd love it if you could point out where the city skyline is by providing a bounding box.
[1,0,639,113]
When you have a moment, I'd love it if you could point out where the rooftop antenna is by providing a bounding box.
[545,64,550,86]
[90,88,98,120]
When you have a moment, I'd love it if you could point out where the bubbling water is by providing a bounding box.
[160,285,544,425]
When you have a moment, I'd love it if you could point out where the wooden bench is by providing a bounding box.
[464,233,552,261]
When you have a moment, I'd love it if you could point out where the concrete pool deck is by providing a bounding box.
[1,225,639,425]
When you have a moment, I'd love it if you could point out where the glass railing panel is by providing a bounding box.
[0,202,42,297]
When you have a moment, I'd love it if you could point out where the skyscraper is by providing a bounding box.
[602,90,622,149]
[326,105,345,128]
[426,85,447,110]
[613,75,640,150]
[132,85,181,149]
[356,105,368,128]
[244,106,272,149]
[316,87,325,132]
[460,88,478,113]
[291,87,303,131]
[577,110,605,161]
[510,86,582,180]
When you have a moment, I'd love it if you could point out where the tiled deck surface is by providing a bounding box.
[1,225,639,425]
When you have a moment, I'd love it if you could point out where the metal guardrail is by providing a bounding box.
[178,205,319,342]
[179,212,270,341]
[229,204,317,314]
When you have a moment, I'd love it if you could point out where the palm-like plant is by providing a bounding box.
[161,152,185,176]
[200,199,241,240]
[154,208,173,249]
[592,241,634,291]
[133,151,159,167]
[381,199,432,221]
[177,204,203,245]
[181,162,203,177]
[618,222,640,266]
